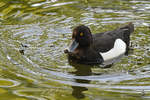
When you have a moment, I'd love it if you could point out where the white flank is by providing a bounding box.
[100,39,126,61]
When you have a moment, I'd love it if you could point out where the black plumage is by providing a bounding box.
[65,23,134,65]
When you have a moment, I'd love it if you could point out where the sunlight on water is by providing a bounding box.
[0,79,20,87]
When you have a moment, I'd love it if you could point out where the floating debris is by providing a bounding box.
[19,43,28,55]
[19,49,24,55]
[21,43,28,48]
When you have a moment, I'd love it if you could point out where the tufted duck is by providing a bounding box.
[64,23,134,65]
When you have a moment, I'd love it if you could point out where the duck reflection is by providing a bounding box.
[70,62,92,99]
[72,81,89,99]
[68,58,113,99]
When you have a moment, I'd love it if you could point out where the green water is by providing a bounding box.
[0,0,150,100]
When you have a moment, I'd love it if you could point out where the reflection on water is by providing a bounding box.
[0,79,20,87]
[0,0,150,100]
[71,64,92,99]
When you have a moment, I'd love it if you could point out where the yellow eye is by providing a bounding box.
[80,32,83,36]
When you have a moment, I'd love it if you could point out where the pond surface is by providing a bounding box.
[0,0,150,100]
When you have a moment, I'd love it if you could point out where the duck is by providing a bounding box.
[64,23,134,65]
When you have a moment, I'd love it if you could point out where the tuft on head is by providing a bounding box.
[72,25,93,47]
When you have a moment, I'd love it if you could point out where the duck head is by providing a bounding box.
[68,25,93,52]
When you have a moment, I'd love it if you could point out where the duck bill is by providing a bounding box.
[69,40,79,52]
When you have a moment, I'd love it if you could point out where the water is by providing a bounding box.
[0,0,150,100]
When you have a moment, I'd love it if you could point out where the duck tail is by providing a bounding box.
[121,22,134,55]
[120,22,134,34]
[127,22,134,33]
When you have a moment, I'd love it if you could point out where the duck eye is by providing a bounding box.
[80,32,84,37]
